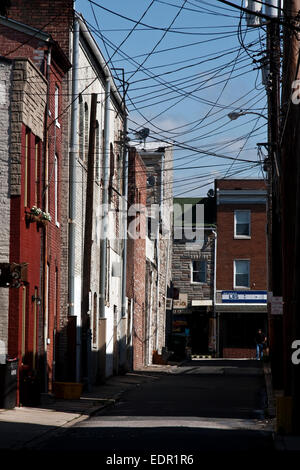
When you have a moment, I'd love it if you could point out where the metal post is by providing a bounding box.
[100,79,111,318]
[121,113,128,318]
[212,230,218,357]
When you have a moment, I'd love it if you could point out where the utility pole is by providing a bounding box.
[266,9,283,390]
[82,93,97,390]
[281,0,300,433]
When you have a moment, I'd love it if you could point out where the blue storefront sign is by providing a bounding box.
[222,290,267,303]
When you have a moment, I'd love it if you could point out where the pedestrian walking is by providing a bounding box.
[255,328,266,360]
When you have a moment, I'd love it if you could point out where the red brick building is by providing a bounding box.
[214,179,268,358]
[0,15,70,403]
[126,148,147,370]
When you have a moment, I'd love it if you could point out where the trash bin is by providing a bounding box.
[0,357,18,409]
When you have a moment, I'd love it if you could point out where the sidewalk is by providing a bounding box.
[0,367,178,450]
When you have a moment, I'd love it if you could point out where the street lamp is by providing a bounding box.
[228,110,268,121]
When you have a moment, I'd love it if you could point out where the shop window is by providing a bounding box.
[191,260,206,283]
[234,260,250,288]
[234,210,251,238]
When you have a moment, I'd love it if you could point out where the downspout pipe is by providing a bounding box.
[68,17,80,382]
[121,112,128,318]
[100,79,111,318]
[43,45,51,392]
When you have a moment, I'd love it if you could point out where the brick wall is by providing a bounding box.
[216,179,266,190]
[126,148,147,370]
[216,180,267,291]
[8,0,73,55]
[223,348,256,359]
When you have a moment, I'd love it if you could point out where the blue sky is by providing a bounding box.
[75,0,267,196]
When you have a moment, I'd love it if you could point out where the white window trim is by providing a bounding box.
[191,259,207,284]
[233,259,250,289]
[54,155,60,227]
[55,86,61,128]
[234,210,251,239]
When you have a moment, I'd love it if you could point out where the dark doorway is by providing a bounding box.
[190,311,209,354]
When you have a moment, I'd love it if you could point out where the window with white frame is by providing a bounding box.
[234,210,251,237]
[95,120,100,181]
[54,155,59,226]
[55,86,60,127]
[234,260,250,288]
[191,259,206,283]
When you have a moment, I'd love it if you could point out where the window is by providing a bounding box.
[93,293,97,346]
[21,286,26,359]
[55,86,60,127]
[234,210,251,238]
[84,102,89,161]
[79,95,84,160]
[192,260,206,283]
[24,129,30,207]
[234,260,250,288]
[34,139,40,206]
[54,155,59,226]
[95,120,100,181]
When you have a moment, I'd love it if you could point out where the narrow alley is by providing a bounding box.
[18,360,274,461]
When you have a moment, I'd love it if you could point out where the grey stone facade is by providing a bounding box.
[10,59,46,195]
[0,58,12,353]
[172,232,215,303]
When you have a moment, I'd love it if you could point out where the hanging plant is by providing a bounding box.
[25,207,51,225]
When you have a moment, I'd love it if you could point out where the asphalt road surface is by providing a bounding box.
[26,360,275,463]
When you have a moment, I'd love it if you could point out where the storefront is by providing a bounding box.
[216,290,268,358]
[171,301,214,359]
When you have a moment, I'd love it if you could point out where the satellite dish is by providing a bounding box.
[135,127,150,145]
[207,189,214,198]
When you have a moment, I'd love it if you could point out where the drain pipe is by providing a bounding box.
[100,79,111,318]
[121,112,128,319]
[68,17,80,382]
